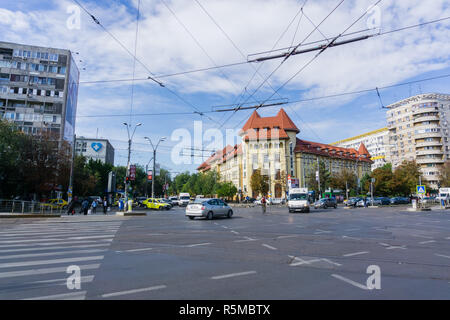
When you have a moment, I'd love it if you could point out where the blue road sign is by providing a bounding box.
[417,185,426,194]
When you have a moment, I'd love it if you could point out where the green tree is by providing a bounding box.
[370,163,394,197]
[216,181,237,200]
[250,169,269,197]
[439,161,450,187]
[392,160,423,196]
[330,168,358,194]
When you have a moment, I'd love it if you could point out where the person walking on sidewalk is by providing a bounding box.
[81,199,89,216]
[103,197,108,215]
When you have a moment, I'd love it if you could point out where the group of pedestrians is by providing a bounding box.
[79,197,109,215]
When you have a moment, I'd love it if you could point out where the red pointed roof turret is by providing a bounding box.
[358,143,371,157]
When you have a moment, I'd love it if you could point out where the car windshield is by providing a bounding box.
[180,196,190,200]
[194,198,211,204]
[289,194,308,200]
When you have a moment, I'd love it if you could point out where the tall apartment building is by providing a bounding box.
[75,137,115,166]
[0,41,79,143]
[332,128,389,171]
[386,93,450,188]
[198,109,372,198]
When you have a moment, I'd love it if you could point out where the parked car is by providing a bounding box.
[346,197,362,207]
[390,197,410,204]
[271,198,286,205]
[375,197,391,205]
[142,198,171,210]
[422,196,437,204]
[314,198,337,209]
[42,198,68,209]
[158,198,173,208]
[356,198,382,207]
[186,198,233,220]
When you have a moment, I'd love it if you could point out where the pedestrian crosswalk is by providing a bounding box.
[0,217,125,300]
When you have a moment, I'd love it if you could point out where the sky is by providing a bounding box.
[1,0,449,175]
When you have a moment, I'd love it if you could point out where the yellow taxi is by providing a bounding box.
[43,198,68,209]
[142,198,171,210]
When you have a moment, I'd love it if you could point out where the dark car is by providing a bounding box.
[244,197,256,203]
[159,198,173,208]
[376,197,391,205]
[314,198,337,209]
[390,197,410,205]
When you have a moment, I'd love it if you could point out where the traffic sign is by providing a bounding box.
[129,165,136,181]
[417,185,426,194]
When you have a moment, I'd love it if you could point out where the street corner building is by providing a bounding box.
[75,136,115,166]
[197,108,373,198]
[0,41,79,144]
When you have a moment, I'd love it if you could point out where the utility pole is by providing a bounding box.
[317,157,321,200]
[345,181,349,201]
[68,133,76,204]
[145,136,166,199]
[123,122,142,205]
[145,156,153,198]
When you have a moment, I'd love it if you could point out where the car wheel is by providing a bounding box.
[159,207,164,211]
[207,211,213,220]
[227,210,233,219]
[188,216,194,220]
[334,205,337,209]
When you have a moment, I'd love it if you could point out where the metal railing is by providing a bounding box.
[0,200,65,215]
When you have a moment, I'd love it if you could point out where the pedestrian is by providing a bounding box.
[364,197,368,208]
[119,198,124,212]
[261,196,267,214]
[81,199,89,215]
[91,199,97,214]
[103,197,108,215]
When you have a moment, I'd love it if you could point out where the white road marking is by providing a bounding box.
[101,285,167,298]
[24,291,87,300]
[124,248,153,252]
[0,243,110,254]
[344,228,360,232]
[0,264,100,279]
[379,242,390,247]
[222,226,229,229]
[435,254,450,259]
[343,251,369,257]
[288,256,342,267]
[419,240,436,245]
[342,236,361,240]
[185,243,212,247]
[412,234,434,239]
[262,244,277,250]
[315,229,332,234]
[29,275,95,285]
[231,231,240,234]
[0,238,64,244]
[66,235,115,240]
[234,236,258,242]
[277,235,298,239]
[211,271,257,280]
[386,245,407,250]
[0,255,104,269]
[0,249,106,260]
[331,274,369,290]
[0,239,113,249]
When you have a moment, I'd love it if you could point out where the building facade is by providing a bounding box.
[0,41,79,144]
[332,128,389,171]
[75,137,115,165]
[198,109,372,198]
[386,93,450,188]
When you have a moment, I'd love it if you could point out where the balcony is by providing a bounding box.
[416,149,443,156]
[413,115,440,124]
[416,158,445,165]
[413,107,439,115]
[414,132,442,139]
[415,141,443,148]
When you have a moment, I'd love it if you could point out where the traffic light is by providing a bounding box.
[125,176,130,183]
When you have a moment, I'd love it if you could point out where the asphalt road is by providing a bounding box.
[0,204,449,300]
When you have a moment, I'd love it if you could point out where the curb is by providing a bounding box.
[115,212,147,216]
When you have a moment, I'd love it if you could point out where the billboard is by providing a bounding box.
[64,54,79,142]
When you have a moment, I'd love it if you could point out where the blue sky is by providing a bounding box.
[1,0,449,175]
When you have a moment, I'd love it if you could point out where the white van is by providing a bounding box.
[437,188,450,202]
[288,188,310,213]
[179,193,191,207]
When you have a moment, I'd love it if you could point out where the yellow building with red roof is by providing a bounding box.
[198,109,372,198]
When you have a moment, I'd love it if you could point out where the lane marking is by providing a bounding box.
[315,229,332,234]
[343,251,369,257]
[277,235,298,239]
[101,285,167,298]
[0,255,104,269]
[185,243,211,247]
[0,239,113,249]
[435,254,450,259]
[419,240,436,245]
[66,235,115,240]
[211,271,257,280]
[231,231,240,235]
[29,275,95,285]
[331,274,369,290]
[386,245,407,250]
[0,264,100,279]
[262,244,277,250]
[342,235,361,240]
[288,256,342,267]
[234,237,258,242]
[344,228,360,232]
[0,243,110,254]
[0,249,106,260]
[24,291,87,300]
[124,248,153,252]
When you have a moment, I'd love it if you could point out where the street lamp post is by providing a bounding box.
[123,122,142,205]
[145,136,166,199]
[145,156,154,198]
